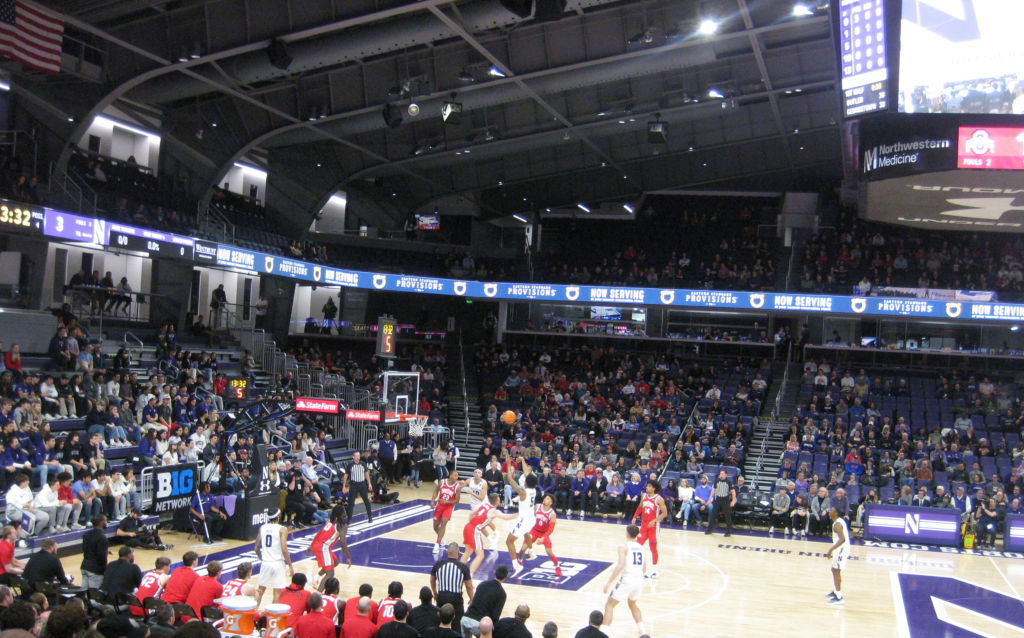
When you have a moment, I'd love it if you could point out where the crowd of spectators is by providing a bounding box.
[67,151,195,235]
[1,143,42,205]
[463,341,765,524]
[533,201,777,292]
[797,208,1024,298]
[772,357,1024,547]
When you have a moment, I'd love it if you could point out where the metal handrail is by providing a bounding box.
[459,328,469,445]
[123,331,144,349]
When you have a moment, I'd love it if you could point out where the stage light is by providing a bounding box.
[623,204,634,213]
[408,103,420,117]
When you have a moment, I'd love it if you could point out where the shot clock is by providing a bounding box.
[376,316,397,358]
[226,377,249,400]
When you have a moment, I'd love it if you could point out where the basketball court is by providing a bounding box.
[65,483,1024,638]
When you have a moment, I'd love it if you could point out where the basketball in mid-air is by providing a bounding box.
[502,410,517,425]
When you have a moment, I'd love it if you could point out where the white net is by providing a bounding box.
[407,415,427,437]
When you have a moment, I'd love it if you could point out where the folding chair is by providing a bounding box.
[170,603,198,626]
[200,606,224,625]
[143,597,168,622]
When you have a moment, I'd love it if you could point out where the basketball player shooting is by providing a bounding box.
[501,448,538,578]
[825,507,850,605]
[517,493,560,577]
[310,504,353,591]
[631,478,667,579]
[430,469,461,552]
[602,524,647,636]
[461,493,518,576]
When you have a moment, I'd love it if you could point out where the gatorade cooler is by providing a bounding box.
[264,603,292,638]
[220,596,258,635]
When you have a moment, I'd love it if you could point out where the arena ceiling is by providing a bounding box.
[23,0,845,231]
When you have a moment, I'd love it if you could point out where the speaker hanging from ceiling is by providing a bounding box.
[534,0,567,22]
[382,104,404,128]
[267,39,292,70]
[499,0,533,19]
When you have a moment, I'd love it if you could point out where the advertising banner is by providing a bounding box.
[152,463,198,514]
[864,503,961,547]
[1006,514,1024,552]
[296,397,341,414]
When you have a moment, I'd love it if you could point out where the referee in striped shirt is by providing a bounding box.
[430,542,474,624]
[344,451,374,523]
[705,469,735,537]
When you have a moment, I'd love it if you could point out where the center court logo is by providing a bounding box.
[660,290,675,304]
[484,283,498,297]
[946,302,962,317]
[565,286,580,301]
[749,293,765,308]
[453,281,467,295]
[373,274,387,289]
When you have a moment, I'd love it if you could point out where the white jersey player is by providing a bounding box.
[254,509,293,604]
[825,508,850,605]
[502,450,538,577]
[602,524,647,636]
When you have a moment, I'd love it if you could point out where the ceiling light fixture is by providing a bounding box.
[577,203,591,212]
[488,66,507,78]
[458,69,475,84]
[708,88,724,98]
[623,204,634,213]
[408,102,420,116]
[513,214,528,223]
[699,19,719,35]
[792,4,814,17]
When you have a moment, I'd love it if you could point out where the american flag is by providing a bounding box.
[0,0,64,75]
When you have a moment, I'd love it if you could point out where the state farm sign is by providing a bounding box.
[345,409,382,421]
[295,397,340,414]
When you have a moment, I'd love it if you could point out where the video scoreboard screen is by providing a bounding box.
[958,127,1024,170]
[838,0,889,118]
[107,223,195,260]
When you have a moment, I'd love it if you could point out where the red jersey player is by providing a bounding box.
[309,505,352,590]
[517,494,561,577]
[430,470,461,552]
[131,556,171,615]
[460,493,518,576]
[631,479,668,579]
[319,577,342,623]
[222,561,257,597]
[376,581,404,626]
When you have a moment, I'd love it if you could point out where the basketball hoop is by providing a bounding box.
[407,415,428,437]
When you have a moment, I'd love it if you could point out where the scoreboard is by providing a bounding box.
[225,377,250,400]
[376,316,397,359]
[837,0,890,118]
[107,223,195,260]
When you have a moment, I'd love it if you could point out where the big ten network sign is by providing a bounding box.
[153,463,198,513]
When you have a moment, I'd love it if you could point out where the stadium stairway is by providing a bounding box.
[447,340,484,475]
